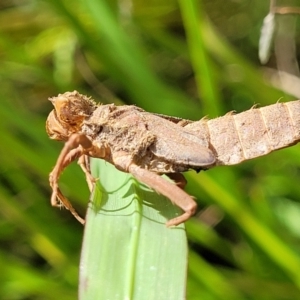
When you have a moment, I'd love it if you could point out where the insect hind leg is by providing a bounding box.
[128,164,197,226]
[165,173,187,189]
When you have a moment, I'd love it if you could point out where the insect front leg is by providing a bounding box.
[128,164,197,227]
[53,187,85,224]
[49,134,93,223]
[77,154,95,192]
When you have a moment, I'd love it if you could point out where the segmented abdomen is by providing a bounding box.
[187,101,300,166]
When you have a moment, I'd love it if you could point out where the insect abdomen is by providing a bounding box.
[207,100,300,166]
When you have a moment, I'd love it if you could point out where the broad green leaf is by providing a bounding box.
[79,158,188,300]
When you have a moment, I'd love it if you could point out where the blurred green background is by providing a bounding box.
[1,0,300,299]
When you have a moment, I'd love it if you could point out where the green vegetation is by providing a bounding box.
[1,0,300,299]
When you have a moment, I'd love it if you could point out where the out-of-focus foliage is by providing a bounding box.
[1,0,300,299]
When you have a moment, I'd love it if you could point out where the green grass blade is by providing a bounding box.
[189,171,300,288]
[178,0,222,115]
[49,0,201,118]
[188,250,246,300]
[79,158,188,300]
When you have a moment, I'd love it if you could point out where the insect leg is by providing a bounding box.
[77,155,96,192]
[128,164,197,227]
[49,134,92,222]
[54,187,85,224]
[165,173,187,189]
[50,147,84,206]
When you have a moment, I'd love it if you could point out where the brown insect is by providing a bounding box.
[46,91,300,226]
